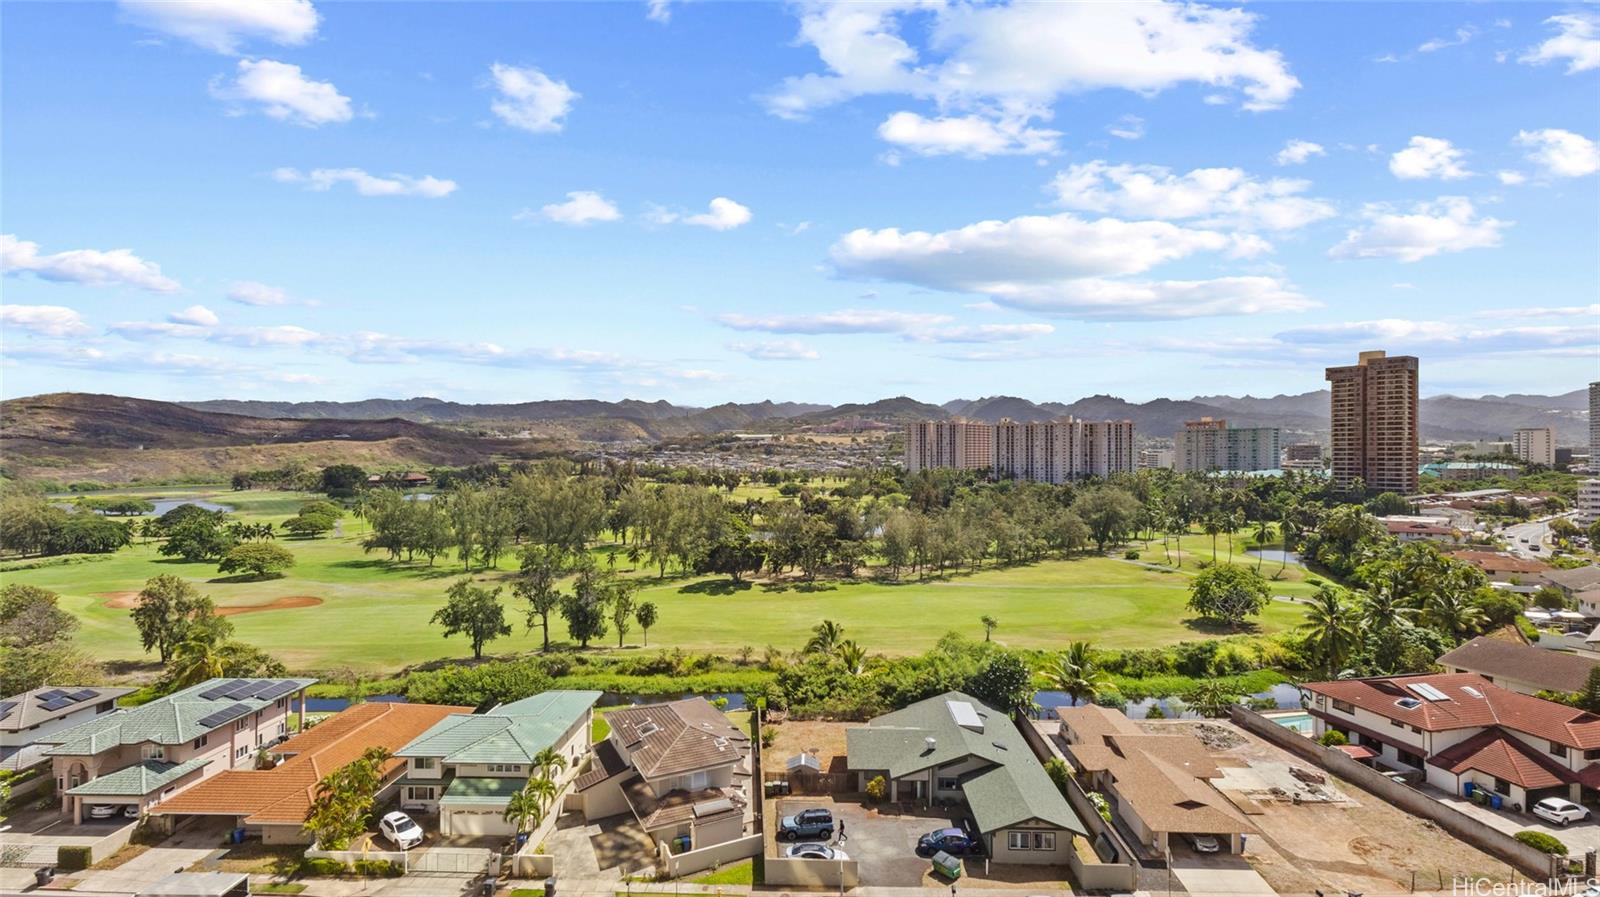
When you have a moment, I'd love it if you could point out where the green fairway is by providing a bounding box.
[4,487,1314,674]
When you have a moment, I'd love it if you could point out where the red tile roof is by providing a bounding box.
[153,702,469,825]
[1303,673,1600,749]
[1427,729,1572,790]
[1446,551,1550,576]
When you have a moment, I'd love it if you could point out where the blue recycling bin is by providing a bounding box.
[1490,793,1503,810]
[1463,782,1475,798]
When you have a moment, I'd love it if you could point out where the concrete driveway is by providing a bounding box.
[774,797,955,887]
[545,810,655,879]
[1170,853,1277,897]
[1437,791,1600,854]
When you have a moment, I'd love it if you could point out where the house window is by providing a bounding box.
[1007,831,1056,851]
[142,744,166,760]
[406,786,435,802]
[1493,778,1511,796]
[192,734,208,750]
[97,701,114,713]
[1332,700,1355,714]
[1584,749,1600,761]
[1550,742,1568,759]
[1397,749,1424,768]
[938,777,961,791]
[235,745,251,761]
[688,770,708,790]
[235,718,248,732]
[487,763,522,773]
[413,757,436,771]
[1390,718,1405,728]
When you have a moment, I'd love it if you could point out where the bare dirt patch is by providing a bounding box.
[99,592,323,615]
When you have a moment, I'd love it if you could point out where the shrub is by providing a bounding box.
[1043,758,1073,796]
[1318,730,1348,747]
[1086,791,1112,823]
[352,858,404,877]
[760,726,776,748]
[865,775,888,802]
[300,857,348,877]
[57,844,93,871]
[1123,549,1140,560]
[1515,830,1568,856]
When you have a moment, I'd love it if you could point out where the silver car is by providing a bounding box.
[785,842,849,861]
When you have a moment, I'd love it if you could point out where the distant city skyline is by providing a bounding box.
[2,1,1596,404]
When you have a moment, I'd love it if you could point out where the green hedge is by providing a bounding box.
[1515,830,1568,856]
[57,844,93,872]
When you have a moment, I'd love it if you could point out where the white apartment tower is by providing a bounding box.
[1173,418,1283,473]
[1590,382,1599,470]
[1512,427,1555,467]
[908,417,1134,482]
[904,420,995,473]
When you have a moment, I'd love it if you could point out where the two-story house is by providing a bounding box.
[1303,673,1600,811]
[394,690,599,837]
[574,697,752,853]
[1437,636,1599,697]
[38,677,314,823]
[0,686,134,773]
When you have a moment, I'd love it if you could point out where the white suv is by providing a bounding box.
[1532,798,1590,827]
[380,811,425,849]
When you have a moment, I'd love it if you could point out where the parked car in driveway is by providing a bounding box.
[1532,797,1590,826]
[1186,834,1222,853]
[778,808,834,841]
[786,842,848,860]
[915,827,979,857]
[380,811,425,849]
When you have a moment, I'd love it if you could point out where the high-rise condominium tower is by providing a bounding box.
[1325,350,1420,494]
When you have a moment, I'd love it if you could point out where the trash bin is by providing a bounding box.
[34,867,54,887]
[1490,793,1503,810]
[1463,782,1475,798]
[546,875,558,897]
[480,876,497,897]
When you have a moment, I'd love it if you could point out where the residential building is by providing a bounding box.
[1138,447,1174,470]
[904,420,994,473]
[1301,673,1600,809]
[394,690,599,836]
[1173,418,1282,473]
[1058,704,1256,856]
[1513,428,1555,467]
[1282,442,1324,471]
[1446,550,1552,585]
[1420,461,1521,481]
[1590,382,1599,470]
[151,701,468,843]
[574,697,752,852]
[1377,516,1463,543]
[1437,636,1599,697]
[0,686,134,773]
[38,678,314,823]
[1580,479,1600,527]
[1547,564,1600,598]
[847,691,1086,865]
[1326,350,1419,494]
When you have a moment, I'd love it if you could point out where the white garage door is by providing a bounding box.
[444,806,514,837]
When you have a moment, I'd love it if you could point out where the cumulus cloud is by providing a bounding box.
[650,197,753,230]
[1520,13,1600,74]
[766,0,1298,157]
[168,305,219,326]
[877,111,1060,157]
[913,322,1055,343]
[1497,170,1528,186]
[210,59,352,126]
[227,281,310,306]
[1389,136,1471,180]
[730,339,821,360]
[532,191,623,225]
[272,167,457,197]
[110,318,323,347]
[1049,161,1336,231]
[980,276,1314,320]
[1329,197,1508,263]
[488,63,578,134]
[118,0,318,54]
[1152,318,1597,362]
[1,304,91,337]
[1274,139,1325,166]
[1106,114,1145,141]
[716,308,950,335]
[1515,128,1600,178]
[1,234,180,292]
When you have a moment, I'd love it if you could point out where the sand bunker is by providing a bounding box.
[100,592,323,615]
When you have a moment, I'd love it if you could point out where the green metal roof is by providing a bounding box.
[439,776,524,805]
[396,690,599,765]
[67,757,210,797]
[40,678,315,756]
[846,691,1085,837]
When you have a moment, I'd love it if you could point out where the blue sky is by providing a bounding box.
[2,1,1596,405]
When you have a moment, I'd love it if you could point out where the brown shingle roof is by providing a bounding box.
[1304,673,1600,749]
[605,698,747,780]
[1437,637,1599,694]
[153,702,469,825]
[1447,551,1550,576]
[619,775,742,831]
[574,738,629,792]
[1548,567,1600,592]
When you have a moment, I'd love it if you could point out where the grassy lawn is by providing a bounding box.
[6,487,1314,674]
[692,857,758,885]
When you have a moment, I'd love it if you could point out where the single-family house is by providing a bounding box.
[574,698,752,851]
[0,686,134,773]
[1378,516,1463,543]
[1577,589,1600,620]
[151,701,468,843]
[1058,705,1257,856]
[1548,566,1600,599]
[37,678,314,823]
[1302,673,1600,810]
[846,691,1087,865]
[394,690,599,836]
[1438,636,1599,697]
[1446,551,1552,586]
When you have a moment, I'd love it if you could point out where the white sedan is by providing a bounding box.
[785,843,848,861]
[85,804,119,820]
[1532,797,1591,827]
[380,811,424,849]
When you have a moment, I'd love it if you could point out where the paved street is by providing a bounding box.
[1500,512,1576,559]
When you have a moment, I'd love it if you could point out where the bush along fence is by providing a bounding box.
[1229,705,1567,882]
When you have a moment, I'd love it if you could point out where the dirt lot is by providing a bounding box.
[766,718,850,777]
[1158,720,1518,895]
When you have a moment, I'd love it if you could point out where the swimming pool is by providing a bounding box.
[1263,709,1314,736]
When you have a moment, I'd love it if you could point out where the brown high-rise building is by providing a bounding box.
[1325,350,1419,494]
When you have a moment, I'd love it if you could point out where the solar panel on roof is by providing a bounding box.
[0,701,15,720]
[36,689,67,701]
[255,681,298,701]
[196,703,251,729]
[1408,683,1450,702]
[68,689,98,702]
[224,681,264,699]
[199,680,245,700]
[40,698,73,711]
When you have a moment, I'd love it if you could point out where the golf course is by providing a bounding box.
[3,486,1318,673]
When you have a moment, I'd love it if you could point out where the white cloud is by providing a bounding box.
[1389,136,1471,180]
[1106,114,1145,141]
[730,339,821,360]
[1477,304,1600,319]
[981,276,1314,320]
[1497,170,1528,186]
[682,198,752,230]
[1418,27,1474,53]
[1514,128,1600,178]
[1274,139,1325,166]
[227,281,310,306]
[272,167,457,198]
[118,0,318,54]
[210,59,351,126]
[877,111,1059,157]
[111,319,323,347]
[1273,319,1596,356]
[1,304,91,337]
[1049,161,1335,231]
[1329,197,1508,263]
[646,0,672,23]
[1,234,180,292]
[915,322,1055,343]
[1520,13,1600,74]
[488,63,578,134]
[168,305,219,326]
[717,308,951,335]
[534,191,623,225]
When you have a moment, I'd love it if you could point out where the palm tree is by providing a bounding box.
[532,747,567,785]
[1423,591,1487,644]
[1360,584,1417,634]
[168,635,225,687]
[1298,586,1361,676]
[1201,514,1224,563]
[502,788,544,837]
[980,615,998,642]
[1040,641,1111,707]
[525,775,558,813]
[837,640,867,675]
[1252,520,1275,573]
[806,620,845,656]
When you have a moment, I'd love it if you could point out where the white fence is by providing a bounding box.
[658,833,762,879]
[764,854,860,889]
